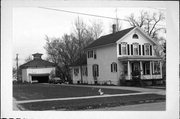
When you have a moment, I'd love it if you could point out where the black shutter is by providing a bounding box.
[111,64,112,72]
[97,65,99,76]
[131,44,133,55]
[150,45,152,56]
[139,45,141,55]
[115,63,117,72]
[127,44,130,55]
[119,44,121,55]
[142,45,145,55]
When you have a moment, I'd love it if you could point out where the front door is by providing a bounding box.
[131,62,140,73]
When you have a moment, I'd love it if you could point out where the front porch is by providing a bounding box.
[119,56,162,81]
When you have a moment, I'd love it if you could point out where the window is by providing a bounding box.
[133,43,139,55]
[94,50,97,59]
[132,34,139,39]
[74,68,79,76]
[152,61,160,75]
[82,67,88,76]
[121,43,127,55]
[111,62,117,72]
[87,51,93,58]
[119,42,127,55]
[143,62,150,75]
[145,44,150,55]
[123,62,127,75]
[92,64,99,77]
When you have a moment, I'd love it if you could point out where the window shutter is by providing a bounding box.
[142,45,145,55]
[119,44,121,55]
[131,44,133,55]
[139,45,141,55]
[150,45,152,56]
[111,64,112,72]
[127,44,130,55]
[115,63,117,72]
[97,65,99,76]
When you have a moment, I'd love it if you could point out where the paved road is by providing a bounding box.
[88,102,166,111]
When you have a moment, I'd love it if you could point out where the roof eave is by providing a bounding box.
[84,43,116,51]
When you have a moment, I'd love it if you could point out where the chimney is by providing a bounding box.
[32,53,43,60]
[112,24,116,34]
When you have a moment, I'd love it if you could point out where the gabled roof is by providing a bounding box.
[20,59,55,69]
[85,27,135,50]
[70,54,87,67]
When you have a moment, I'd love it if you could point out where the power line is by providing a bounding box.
[38,6,129,21]
[38,6,165,27]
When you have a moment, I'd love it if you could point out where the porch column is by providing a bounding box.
[150,61,152,79]
[128,61,131,80]
[140,61,143,79]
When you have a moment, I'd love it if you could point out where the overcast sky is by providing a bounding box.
[13,7,166,66]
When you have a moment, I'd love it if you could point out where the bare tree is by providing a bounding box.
[44,18,104,83]
[126,10,165,39]
[24,55,33,63]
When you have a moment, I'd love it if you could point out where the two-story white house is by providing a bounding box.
[71,25,163,86]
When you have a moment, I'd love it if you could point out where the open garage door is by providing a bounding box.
[31,74,49,83]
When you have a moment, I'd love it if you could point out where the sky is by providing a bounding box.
[13,7,166,66]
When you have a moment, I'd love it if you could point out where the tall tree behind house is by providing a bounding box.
[44,18,103,83]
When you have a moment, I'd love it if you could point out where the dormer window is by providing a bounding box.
[132,34,139,39]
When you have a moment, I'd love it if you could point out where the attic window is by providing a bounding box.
[132,34,139,39]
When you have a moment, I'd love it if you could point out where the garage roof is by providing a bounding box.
[20,53,55,69]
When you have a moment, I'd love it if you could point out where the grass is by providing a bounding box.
[19,94,165,110]
[13,83,165,110]
[13,83,138,101]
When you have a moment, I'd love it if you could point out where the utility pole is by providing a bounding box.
[16,54,19,81]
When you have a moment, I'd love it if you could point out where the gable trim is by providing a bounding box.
[116,26,159,45]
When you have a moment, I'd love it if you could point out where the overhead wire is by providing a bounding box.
[38,6,165,27]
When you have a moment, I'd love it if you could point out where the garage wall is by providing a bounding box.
[23,67,55,83]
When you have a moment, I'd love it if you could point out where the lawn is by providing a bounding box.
[19,94,165,110]
[13,84,138,101]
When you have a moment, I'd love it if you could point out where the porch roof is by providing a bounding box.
[118,56,162,61]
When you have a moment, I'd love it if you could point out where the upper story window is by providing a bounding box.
[74,68,79,76]
[87,50,93,58]
[92,64,99,77]
[111,62,117,72]
[132,34,139,39]
[145,44,150,55]
[144,43,153,56]
[94,50,97,59]
[121,42,127,55]
[119,42,128,55]
[133,43,139,55]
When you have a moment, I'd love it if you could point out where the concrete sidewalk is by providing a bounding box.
[15,92,155,104]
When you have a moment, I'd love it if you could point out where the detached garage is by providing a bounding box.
[20,53,55,83]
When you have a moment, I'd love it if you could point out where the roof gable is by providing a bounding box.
[117,27,158,45]
[85,27,135,50]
